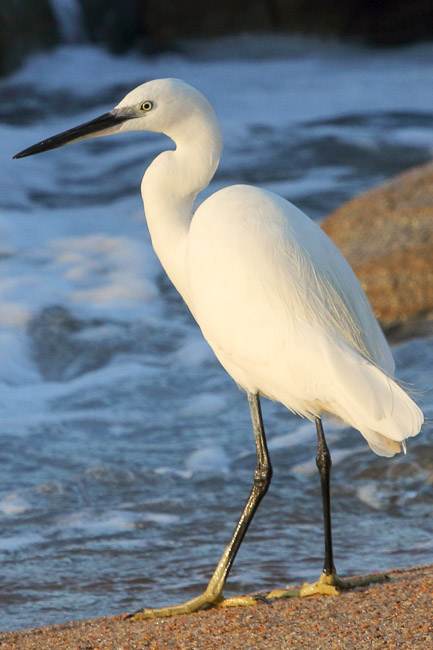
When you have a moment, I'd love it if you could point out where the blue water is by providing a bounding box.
[1,37,433,631]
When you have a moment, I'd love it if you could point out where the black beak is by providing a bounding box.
[13,111,129,159]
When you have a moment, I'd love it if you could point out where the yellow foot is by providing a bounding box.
[129,591,261,620]
[299,571,390,598]
[300,572,341,597]
[264,575,347,600]
[128,572,391,619]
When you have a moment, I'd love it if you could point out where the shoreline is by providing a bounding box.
[1,564,432,649]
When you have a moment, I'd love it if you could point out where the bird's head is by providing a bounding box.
[14,78,214,159]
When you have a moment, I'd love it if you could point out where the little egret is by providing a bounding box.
[15,79,423,617]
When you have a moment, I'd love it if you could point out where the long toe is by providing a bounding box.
[129,592,221,620]
[337,572,390,590]
[129,590,267,620]
[217,594,262,608]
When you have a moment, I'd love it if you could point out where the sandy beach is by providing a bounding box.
[0,565,431,649]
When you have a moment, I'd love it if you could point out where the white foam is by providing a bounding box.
[269,421,314,450]
[154,467,193,480]
[56,508,179,536]
[171,335,214,367]
[356,483,383,510]
[141,512,180,525]
[268,419,345,451]
[178,392,226,418]
[0,331,39,386]
[56,510,137,535]
[0,492,30,515]
[51,234,158,313]
[185,446,230,474]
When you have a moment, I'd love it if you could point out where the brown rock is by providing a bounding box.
[0,0,59,76]
[322,162,433,333]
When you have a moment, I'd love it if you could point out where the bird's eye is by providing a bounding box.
[140,101,153,112]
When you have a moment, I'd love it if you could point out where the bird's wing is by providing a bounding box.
[189,185,393,375]
[287,209,395,374]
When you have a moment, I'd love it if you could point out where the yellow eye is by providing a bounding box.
[140,101,153,112]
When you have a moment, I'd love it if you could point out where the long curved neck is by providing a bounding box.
[141,111,222,301]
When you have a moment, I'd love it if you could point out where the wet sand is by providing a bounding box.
[1,565,432,649]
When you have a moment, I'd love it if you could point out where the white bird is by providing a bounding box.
[14,78,423,618]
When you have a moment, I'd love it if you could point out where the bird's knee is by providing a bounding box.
[316,447,332,476]
[253,463,272,493]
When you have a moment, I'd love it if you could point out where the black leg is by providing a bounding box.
[206,392,273,594]
[272,417,340,599]
[296,418,390,598]
[315,417,336,576]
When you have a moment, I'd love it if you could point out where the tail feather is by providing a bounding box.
[326,340,424,457]
[358,428,402,458]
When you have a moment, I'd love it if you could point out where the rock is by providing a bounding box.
[140,0,273,47]
[4,2,433,77]
[270,0,433,46]
[137,0,433,48]
[27,305,132,381]
[0,0,59,76]
[322,162,433,334]
[79,0,142,53]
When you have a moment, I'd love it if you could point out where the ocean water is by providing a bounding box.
[1,36,433,631]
